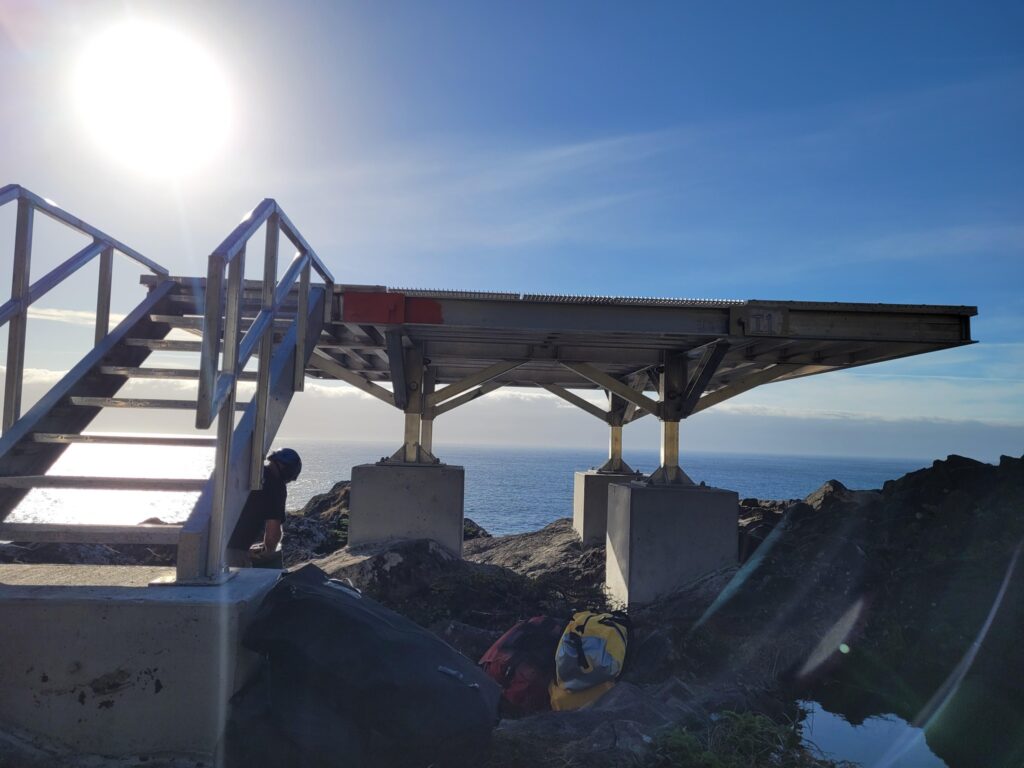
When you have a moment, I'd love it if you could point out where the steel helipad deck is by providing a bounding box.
[316,284,974,412]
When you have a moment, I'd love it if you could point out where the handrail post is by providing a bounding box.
[95,244,113,345]
[206,248,245,577]
[176,198,330,578]
[196,256,225,430]
[3,199,34,433]
[251,214,279,488]
[294,257,311,392]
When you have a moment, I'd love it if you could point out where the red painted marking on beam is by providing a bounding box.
[342,292,405,324]
[405,298,444,325]
[341,292,444,325]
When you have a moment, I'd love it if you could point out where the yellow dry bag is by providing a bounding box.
[549,610,629,711]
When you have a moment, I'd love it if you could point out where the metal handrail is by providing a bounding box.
[196,199,333,576]
[0,185,167,275]
[0,184,168,432]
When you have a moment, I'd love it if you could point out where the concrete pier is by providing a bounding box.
[348,462,465,556]
[605,482,738,606]
[0,564,277,758]
[573,469,641,545]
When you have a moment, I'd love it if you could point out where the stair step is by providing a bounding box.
[142,273,307,293]
[123,338,203,352]
[99,366,258,382]
[0,522,183,545]
[150,314,204,330]
[32,433,218,447]
[165,294,299,311]
[150,314,297,329]
[0,475,208,491]
[69,396,249,410]
[122,337,282,352]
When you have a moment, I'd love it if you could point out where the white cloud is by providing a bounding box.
[26,307,127,326]
[274,131,674,254]
[714,401,1024,428]
[18,366,66,385]
[717,368,1024,426]
[303,380,375,400]
[848,342,1024,383]
[486,388,559,403]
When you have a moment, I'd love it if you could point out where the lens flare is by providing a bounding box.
[797,598,865,679]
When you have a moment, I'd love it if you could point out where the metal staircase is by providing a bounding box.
[0,185,333,582]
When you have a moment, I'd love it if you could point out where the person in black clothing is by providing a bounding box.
[225,447,302,568]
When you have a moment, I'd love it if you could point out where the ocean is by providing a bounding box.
[291,441,928,535]
[7,438,929,535]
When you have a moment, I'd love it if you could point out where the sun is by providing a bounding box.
[72,20,232,179]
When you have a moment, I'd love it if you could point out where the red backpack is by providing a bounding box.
[478,616,566,716]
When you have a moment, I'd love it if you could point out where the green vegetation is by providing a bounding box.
[644,711,856,768]
[483,710,856,768]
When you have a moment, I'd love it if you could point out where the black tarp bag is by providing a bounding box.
[220,661,363,768]
[242,563,501,766]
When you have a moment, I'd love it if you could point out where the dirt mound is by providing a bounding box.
[486,455,1024,767]
[644,453,1024,768]
[313,527,605,648]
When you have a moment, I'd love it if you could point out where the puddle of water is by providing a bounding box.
[800,701,947,768]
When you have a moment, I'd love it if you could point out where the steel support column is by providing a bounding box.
[597,393,634,473]
[420,366,435,456]
[402,346,423,463]
[388,346,437,464]
[648,352,693,485]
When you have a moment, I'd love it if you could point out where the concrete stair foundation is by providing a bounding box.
[348,462,465,556]
[573,469,641,546]
[0,564,278,758]
[606,482,738,606]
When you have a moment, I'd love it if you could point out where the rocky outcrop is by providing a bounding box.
[283,481,351,566]
[0,540,175,566]
[465,518,605,587]
[736,497,790,563]
[463,517,492,540]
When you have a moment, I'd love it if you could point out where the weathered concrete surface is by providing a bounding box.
[572,470,641,545]
[606,482,738,606]
[0,565,278,758]
[348,462,465,556]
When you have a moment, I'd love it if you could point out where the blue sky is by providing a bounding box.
[0,1,1021,461]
